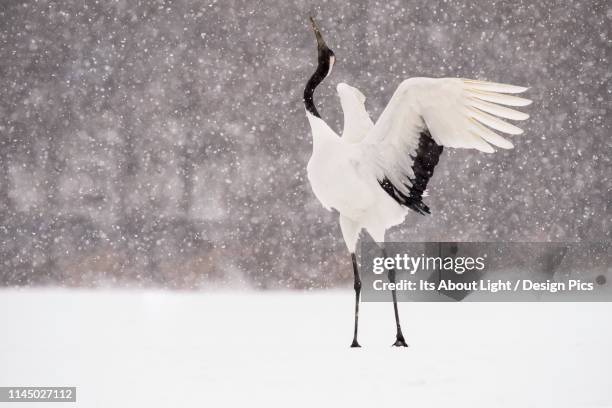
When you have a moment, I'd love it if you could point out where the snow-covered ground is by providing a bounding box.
[0,289,611,408]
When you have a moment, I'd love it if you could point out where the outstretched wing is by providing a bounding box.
[361,77,531,214]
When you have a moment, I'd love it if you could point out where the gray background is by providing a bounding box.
[0,0,610,288]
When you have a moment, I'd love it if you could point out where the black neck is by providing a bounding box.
[304,51,332,118]
[303,63,327,118]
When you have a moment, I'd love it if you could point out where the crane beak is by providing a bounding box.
[309,16,327,50]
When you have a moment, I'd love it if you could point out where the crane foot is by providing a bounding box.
[392,335,408,347]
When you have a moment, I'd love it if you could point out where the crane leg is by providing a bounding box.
[383,248,408,347]
[350,252,362,348]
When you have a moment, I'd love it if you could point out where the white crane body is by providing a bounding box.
[307,78,531,253]
[302,17,531,347]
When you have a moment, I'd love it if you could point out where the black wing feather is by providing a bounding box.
[378,129,443,215]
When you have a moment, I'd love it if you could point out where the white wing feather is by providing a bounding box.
[364,77,531,151]
[337,83,374,143]
[360,77,531,195]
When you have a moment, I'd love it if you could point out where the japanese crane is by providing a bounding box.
[303,17,531,347]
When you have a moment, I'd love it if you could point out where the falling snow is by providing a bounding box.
[0,1,610,288]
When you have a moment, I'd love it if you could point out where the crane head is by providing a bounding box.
[309,16,335,78]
